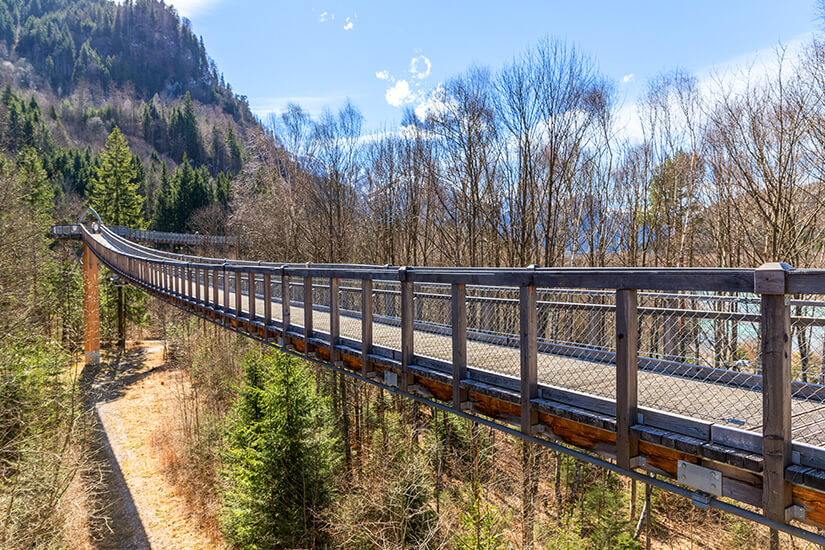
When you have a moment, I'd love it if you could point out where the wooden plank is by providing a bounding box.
[761,274,792,527]
[361,279,373,377]
[452,283,468,410]
[520,284,538,433]
[616,288,639,470]
[400,278,414,391]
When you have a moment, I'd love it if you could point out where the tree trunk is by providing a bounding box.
[117,286,125,350]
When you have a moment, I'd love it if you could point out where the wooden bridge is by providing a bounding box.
[53,218,825,546]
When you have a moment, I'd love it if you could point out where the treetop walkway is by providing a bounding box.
[53,214,825,546]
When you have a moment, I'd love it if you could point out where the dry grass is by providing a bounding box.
[94,341,223,549]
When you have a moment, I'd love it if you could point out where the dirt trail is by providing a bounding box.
[79,341,219,549]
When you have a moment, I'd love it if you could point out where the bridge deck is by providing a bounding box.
[88,232,825,446]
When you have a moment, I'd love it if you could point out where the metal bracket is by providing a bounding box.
[691,491,713,509]
[678,460,722,497]
[332,360,344,368]
[786,504,807,522]
[384,370,398,387]
[630,456,647,469]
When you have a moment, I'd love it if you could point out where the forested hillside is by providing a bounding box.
[0,0,256,235]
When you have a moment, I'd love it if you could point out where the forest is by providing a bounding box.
[0,0,824,548]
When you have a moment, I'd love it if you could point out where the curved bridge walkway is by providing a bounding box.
[52,221,825,545]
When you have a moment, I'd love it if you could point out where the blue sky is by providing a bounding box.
[170,0,822,133]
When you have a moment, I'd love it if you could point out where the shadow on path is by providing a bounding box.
[79,346,166,549]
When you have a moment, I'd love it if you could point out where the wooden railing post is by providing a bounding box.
[222,264,229,320]
[616,289,639,471]
[264,272,272,339]
[400,268,414,392]
[212,267,219,311]
[304,269,313,356]
[281,267,291,347]
[756,263,793,541]
[330,277,340,365]
[361,278,374,377]
[234,271,242,320]
[452,283,468,410]
[520,283,538,433]
[248,271,256,331]
[195,267,201,304]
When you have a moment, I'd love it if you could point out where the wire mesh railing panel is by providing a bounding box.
[269,275,283,322]
[373,281,401,353]
[790,295,825,447]
[536,289,617,399]
[466,286,520,380]
[312,277,331,342]
[637,292,764,429]
[413,283,452,362]
[339,279,363,341]
[288,279,304,333]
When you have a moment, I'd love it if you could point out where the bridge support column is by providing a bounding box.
[82,241,100,365]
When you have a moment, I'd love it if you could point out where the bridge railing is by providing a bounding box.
[79,223,825,534]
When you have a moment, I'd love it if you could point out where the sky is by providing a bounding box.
[169,0,823,134]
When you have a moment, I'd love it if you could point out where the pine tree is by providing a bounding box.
[91,127,143,227]
[90,127,145,349]
[222,351,338,548]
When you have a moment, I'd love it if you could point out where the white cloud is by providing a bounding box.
[410,55,432,80]
[376,70,392,81]
[386,80,415,107]
[319,10,334,22]
[621,73,635,84]
[166,0,225,17]
[344,17,354,30]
